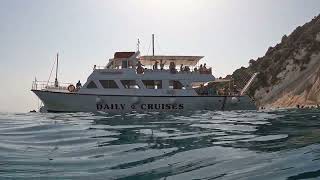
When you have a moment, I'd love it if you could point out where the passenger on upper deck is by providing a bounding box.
[160,60,166,70]
[169,62,177,73]
[194,67,198,72]
[136,61,144,74]
[153,61,159,70]
[199,64,203,73]
[137,61,143,67]
[180,64,184,72]
[199,64,212,74]
[184,66,190,72]
[202,63,212,74]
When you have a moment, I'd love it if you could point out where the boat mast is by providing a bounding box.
[54,53,59,87]
[152,34,155,56]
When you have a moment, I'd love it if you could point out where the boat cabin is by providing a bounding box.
[76,51,216,96]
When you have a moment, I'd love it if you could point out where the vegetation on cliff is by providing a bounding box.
[231,14,320,107]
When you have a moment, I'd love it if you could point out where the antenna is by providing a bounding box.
[152,34,155,56]
[54,53,59,87]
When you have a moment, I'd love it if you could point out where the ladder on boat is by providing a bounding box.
[240,72,258,96]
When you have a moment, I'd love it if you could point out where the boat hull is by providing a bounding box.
[32,90,257,112]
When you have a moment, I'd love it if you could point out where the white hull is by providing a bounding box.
[32,90,256,112]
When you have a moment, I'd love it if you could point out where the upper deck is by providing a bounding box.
[100,51,215,81]
[92,67,214,81]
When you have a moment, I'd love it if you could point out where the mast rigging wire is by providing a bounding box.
[146,38,152,56]
[46,58,56,86]
[155,38,163,55]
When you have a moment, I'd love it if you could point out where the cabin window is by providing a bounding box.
[99,80,119,89]
[142,80,162,89]
[87,81,98,88]
[169,80,185,89]
[121,80,140,89]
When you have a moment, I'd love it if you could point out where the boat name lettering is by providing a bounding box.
[96,104,125,110]
[140,104,184,110]
[96,103,184,110]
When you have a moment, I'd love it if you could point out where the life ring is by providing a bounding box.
[67,84,76,92]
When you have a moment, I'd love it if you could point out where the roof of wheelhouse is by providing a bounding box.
[114,52,136,59]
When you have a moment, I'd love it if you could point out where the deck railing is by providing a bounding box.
[93,65,213,74]
[31,81,73,91]
[93,65,106,70]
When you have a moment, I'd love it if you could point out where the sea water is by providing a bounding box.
[0,109,319,180]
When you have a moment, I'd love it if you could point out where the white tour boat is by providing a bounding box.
[31,38,257,113]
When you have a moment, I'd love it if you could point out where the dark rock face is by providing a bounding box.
[231,14,320,107]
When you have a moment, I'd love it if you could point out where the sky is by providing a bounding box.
[0,0,320,112]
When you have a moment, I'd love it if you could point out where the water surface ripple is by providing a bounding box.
[0,110,320,179]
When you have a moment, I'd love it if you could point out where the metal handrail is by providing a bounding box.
[93,64,213,74]
[31,81,73,90]
[93,65,106,70]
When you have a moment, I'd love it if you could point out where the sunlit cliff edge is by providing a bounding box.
[232,14,320,108]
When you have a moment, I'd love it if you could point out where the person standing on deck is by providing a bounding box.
[136,61,144,74]
[153,61,159,70]
[199,64,203,74]
[160,60,166,70]
[169,62,176,73]
[76,80,82,90]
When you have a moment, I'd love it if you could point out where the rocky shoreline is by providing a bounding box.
[231,14,320,109]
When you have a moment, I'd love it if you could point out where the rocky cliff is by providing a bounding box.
[232,14,320,108]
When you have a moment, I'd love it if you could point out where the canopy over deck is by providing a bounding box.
[139,55,203,66]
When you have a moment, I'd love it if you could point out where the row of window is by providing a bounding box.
[86,80,185,89]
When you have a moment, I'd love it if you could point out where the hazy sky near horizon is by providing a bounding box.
[1,0,320,112]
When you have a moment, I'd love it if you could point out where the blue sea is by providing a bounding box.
[0,109,320,180]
